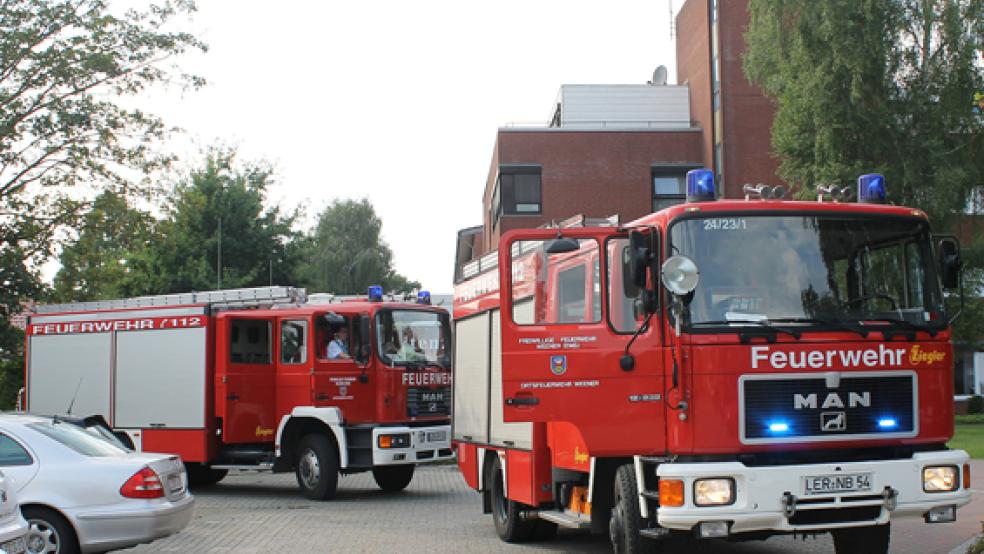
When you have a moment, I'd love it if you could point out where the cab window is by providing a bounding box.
[510,239,601,325]
[229,319,272,364]
[607,238,642,333]
[0,434,32,466]
[316,313,352,361]
[280,320,308,365]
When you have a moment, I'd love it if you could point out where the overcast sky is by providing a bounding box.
[146,0,681,293]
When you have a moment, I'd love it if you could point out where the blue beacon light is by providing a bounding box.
[878,418,898,429]
[768,422,790,433]
[368,285,383,301]
[417,290,431,305]
[686,168,717,202]
[857,173,887,204]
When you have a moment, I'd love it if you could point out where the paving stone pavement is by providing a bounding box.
[119,464,982,554]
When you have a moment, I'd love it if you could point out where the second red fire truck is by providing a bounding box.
[25,286,453,499]
[452,170,971,553]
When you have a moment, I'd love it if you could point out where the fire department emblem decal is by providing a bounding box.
[550,355,567,376]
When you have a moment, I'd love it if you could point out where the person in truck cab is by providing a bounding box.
[327,326,351,359]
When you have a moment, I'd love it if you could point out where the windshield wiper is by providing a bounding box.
[695,320,802,340]
[767,317,869,338]
[859,317,937,338]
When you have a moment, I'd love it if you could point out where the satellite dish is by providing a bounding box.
[650,65,668,86]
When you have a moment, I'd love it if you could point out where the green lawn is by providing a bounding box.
[949,424,984,459]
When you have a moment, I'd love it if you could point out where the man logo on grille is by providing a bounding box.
[821,412,846,432]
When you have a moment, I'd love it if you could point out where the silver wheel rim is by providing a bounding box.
[299,448,321,489]
[26,519,59,554]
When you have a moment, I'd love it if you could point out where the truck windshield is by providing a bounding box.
[376,309,451,368]
[668,215,943,329]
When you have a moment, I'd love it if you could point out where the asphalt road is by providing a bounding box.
[122,461,983,554]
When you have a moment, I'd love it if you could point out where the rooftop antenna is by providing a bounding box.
[66,376,84,416]
[649,65,668,86]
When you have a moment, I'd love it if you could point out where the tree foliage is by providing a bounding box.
[298,199,420,295]
[140,149,300,293]
[744,0,983,217]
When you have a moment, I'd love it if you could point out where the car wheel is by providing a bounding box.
[490,456,535,542]
[372,464,415,492]
[295,434,339,500]
[609,464,644,554]
[23,506,79,554]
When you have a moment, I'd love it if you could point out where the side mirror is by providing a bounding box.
[544,237,580,255]
[627,231,651,290]
[938,237,962,291]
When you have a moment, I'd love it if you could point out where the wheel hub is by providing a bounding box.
[26,520,57,554]
[299,448,321,488]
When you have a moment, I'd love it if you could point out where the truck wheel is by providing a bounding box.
[295,434,339,500]
[832,523,890,554]
[185,463,229,487]
[609,464,643,554]
[490,456,535,542]
[372,464,415,491]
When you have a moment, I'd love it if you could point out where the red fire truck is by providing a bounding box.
[452,170,971,553]
[25,286,453,499]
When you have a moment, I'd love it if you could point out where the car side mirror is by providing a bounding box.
[938,237,962,291]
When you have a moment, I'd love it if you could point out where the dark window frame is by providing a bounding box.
[652,164,701,212]
[494,165,542,227]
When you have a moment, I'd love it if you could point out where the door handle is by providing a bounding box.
[315,392,329,401]
[505,396,539,406]
[227,393,239,401]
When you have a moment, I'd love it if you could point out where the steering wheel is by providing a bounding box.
[842,293,899,311]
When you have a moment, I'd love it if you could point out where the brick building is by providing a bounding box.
[454,0,781,277]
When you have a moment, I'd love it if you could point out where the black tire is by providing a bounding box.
[295,434,339,500]
[23,506,80,554]
[609,464,644,554]
[185,463,229,487]
[372,464,415,491]
[532,519,559,541]
[832,523,890,554]
[490,456,536,542]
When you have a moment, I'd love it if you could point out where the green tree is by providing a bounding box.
[744,0,984,343]
[52,190,159,301]
[143,149,301,293]
[298,199,420,294]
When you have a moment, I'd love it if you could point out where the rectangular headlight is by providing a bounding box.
[923,466,958,492]
[694,478,735,506]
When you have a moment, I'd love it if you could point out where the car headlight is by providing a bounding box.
[694,478,735,506]
[923,466,958,492]
[377,433,410,449]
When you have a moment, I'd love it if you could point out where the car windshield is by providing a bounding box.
[29,421,128,457]
[376,309,451,368]
[668,215,943,328]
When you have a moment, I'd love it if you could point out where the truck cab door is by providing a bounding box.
[218,316,277,443]
[497,229,665,453]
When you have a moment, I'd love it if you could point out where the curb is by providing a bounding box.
[950,534,983,554]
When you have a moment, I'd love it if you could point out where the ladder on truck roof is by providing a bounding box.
[32,286,307,314]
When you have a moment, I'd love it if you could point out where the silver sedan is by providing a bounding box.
[0,414,193,554]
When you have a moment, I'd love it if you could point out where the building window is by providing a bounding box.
[494,166,542,227]
[652,167,692,212]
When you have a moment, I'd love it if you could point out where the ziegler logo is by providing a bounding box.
[793,392,871,410]
[909,345,945,365]
[255,426,274,438]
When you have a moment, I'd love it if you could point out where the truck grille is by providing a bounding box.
[740,373,916,444]
[407,387,451,417]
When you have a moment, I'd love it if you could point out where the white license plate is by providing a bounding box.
[803,472,872,495]
[2,537,26,554]
[426,431,446,442]
[167,474,184,493]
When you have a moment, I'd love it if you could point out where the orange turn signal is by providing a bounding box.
[659,479,685,507]
[964,463,971,489]
[378,435,392,448]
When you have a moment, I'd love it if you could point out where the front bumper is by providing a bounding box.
[653,450,971,535]
[372,425,454,466]
[71,493,194,554]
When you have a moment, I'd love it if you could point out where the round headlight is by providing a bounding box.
[661,255,700,296]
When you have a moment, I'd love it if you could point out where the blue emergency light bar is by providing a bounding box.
[857,173,887,204]
[417,291,431,305]
[368,285,383,301]
[686,169,717,202]
[768,422,790,433]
